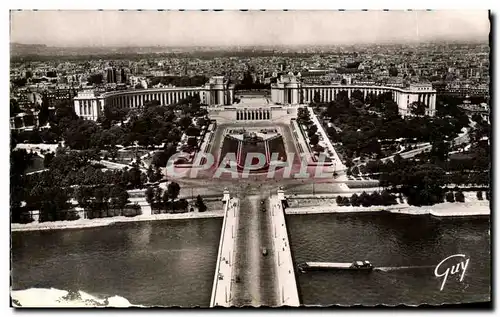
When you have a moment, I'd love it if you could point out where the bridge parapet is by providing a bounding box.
[210,194,240,307]
[269,191,300,307]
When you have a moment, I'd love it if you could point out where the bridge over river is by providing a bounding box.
[209,184,300,307]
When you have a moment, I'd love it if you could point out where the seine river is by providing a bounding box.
[287,213,491,306]
[11,219,222,307]
[12,213,490,307]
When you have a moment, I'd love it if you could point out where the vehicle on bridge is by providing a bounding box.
[262,248,268,256]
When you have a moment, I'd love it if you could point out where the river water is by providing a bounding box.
[11,218,222,307]
[287,213,491,306]
[11,213,490,307]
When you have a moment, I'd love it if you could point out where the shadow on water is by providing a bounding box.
[373,265,436,272]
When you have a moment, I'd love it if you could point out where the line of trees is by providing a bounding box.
[145,183,208,214]
[145,182,186,214]
[296,107,323,151]
[10,148,150,223]
[445,191,465,203]
[74,185,140,219]
[336,190,399,207]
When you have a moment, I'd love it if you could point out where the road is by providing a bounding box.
[230,184,278,307]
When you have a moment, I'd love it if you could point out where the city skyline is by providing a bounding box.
[10,10,490,47]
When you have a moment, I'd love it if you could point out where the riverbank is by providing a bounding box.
[285,200,490,217]
[11,210,224,232]
[11,288,138,307]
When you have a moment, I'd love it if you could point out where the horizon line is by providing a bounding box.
[11,39,489,49]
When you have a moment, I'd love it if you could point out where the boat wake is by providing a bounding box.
[374,265,435,272]
[11,288,140,307]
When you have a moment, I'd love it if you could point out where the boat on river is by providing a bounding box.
[298,261,373,273]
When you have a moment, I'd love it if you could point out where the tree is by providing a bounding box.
[350,193,360,207]
[430,139,450,162]
[382,100,399,118]
[187,137,198,148]
[154,187,163,212]
[381,190,397,205]
[162,190,171,212]
[179,116,192,131]
[145,186,155,208]
[313,144,324,153]
[102,104,127,127]
[10,99,21,116]
[167,181,181,203]
[410,101,427,116]
[308,124,318,136]
[370,191,382,206]
[341,196,350,206]
[177,199,189,213]
[326,126,340,143]
[195,195,207,212]
[345,158,354,169]
[151,167,162,183]
[147,165,155,182]
[10,149,34,176]
[63,119,102,150]
[477,191,483,200]
[358,165,366,175]
[309,134,319,146]
[351,166,359,176]
[93,186,109,215]
[351,98,364,108]
[384,163,447,206]
[297,107,311,125]
[111,186,129,211]
[43,153,55,168]
[336,195,343,206]
[359,191,371,207]
[445,192,455,203]
[307,129,317,139]
[39,186,72,222]
[152,144,177,168]
[75,186,92,210]
[471,113,484,124]
[351,90,364,103]
[186,125,201,137]
[127,166,145,189]
[454,191,465,203]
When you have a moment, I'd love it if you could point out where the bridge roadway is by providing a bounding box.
[208,182,302,307]
[230,186,278,307]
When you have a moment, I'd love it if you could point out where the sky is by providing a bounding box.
[10,10,490,47]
